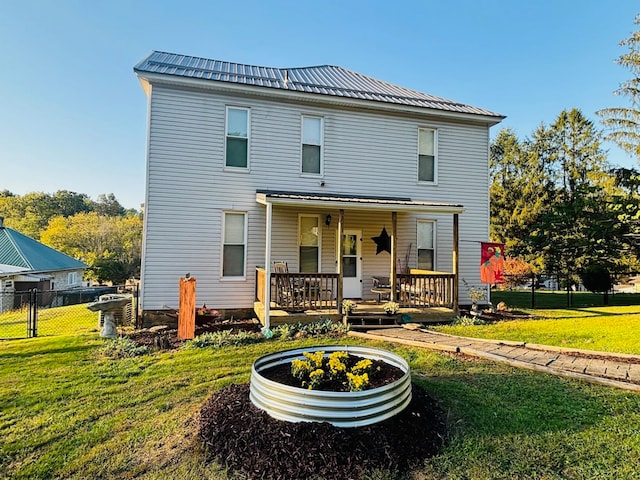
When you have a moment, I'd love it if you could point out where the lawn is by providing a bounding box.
[2,324,640,479]
[0,303,99,339]
[435,305,640,355]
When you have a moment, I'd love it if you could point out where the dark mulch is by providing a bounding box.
[127,319,261,350]
[199,383,447,480]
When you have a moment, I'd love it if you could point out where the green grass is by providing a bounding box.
[436,305,640,355]
[0,304,101,339]
[2,326,640,479]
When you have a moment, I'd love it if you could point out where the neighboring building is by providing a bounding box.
[134,51,504,326]
[0,217,87,311]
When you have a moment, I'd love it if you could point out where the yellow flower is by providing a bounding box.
[346,372,369,392]
[352,359,373,375]
[303,351,325,369]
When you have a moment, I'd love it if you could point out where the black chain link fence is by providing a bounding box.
[0,285,139,339]
[491,272,640,309]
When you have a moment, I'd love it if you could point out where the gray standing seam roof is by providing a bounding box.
[134,51,504,119]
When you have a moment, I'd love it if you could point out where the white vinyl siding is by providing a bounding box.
[299,214,320,272]
[417,221,435,270]
[301,115,322,175]
[141,84,491,309]
[418,127,437,183]
[222,212,247,278]
[225,106,249,169]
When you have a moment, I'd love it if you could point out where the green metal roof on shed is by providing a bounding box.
[0,224,87,272]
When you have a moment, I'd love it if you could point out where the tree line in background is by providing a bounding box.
[0,190,143,285]
[492,15,640,293]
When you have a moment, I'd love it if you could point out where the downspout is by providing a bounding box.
[337,209,344,314]
[390,211,397,301]
[264,202,273,329]
[453,213,459,314]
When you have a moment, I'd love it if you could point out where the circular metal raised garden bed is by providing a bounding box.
[249,345,412,428]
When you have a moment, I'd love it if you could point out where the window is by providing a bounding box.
[302,116,322,174]
[418,128,437,182]
[417,221,435,270]
[226,107,249,168]
[67,272,78,285]
[299,215,320,272]
[223,212,247,277]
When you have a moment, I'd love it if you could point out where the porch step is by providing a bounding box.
[345,313,400,330]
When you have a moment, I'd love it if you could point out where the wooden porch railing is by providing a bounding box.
[255,267,455,312]
[271,272,339,311]
[396,270,455,308]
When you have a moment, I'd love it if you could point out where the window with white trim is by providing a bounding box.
[299,215,320,272]
[225,107,250,168]
[301,116,322,175]
[67,271,78,285]
[223,212,247,277]
[418,127,437,182]
[417,221,435,270]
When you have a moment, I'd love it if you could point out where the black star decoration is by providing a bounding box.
[371,227,391,255]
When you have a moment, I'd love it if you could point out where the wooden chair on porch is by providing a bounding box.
[272,261,302,309]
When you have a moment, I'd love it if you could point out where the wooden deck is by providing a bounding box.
[254,300,454,327]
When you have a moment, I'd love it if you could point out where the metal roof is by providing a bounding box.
[0,227,87,273]
[256,190,464,214]
[134,51,504,119]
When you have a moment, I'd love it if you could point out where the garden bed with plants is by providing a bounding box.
[199,382,446,480]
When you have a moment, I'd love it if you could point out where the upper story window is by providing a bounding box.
[418,127,437,183]
[222,212,247,278]
[226,107,250,169]
[302,116,323,175]
[417,221,435,270]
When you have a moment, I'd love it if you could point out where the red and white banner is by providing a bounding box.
[480,242,505,284]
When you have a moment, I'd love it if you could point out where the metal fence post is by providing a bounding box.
[530,272,535,309]
[28,288,38,337]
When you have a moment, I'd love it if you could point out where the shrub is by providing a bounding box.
[451,315,487,326]
[185,330,263,349]
[100,337,150,359]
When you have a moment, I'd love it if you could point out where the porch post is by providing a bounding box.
[453,213,459,314]
[390,211,397,302]
[337,209,344,314]
[264,202,273,329]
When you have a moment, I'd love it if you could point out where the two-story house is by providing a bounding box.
[134,51,504,328]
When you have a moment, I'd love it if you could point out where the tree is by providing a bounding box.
[94,193,126,217]
[40,212,143,284]
[489,128,549,265]
[502,257,534,290]
[530,110,620,281]
[597,14,640,159]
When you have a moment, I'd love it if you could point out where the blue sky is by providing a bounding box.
[1,1,638,209]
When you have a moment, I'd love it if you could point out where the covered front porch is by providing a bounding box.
[253,190,463,328]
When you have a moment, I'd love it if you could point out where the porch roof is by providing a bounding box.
[256,190,464,214]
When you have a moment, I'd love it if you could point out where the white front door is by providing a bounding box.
[341,229,362,298]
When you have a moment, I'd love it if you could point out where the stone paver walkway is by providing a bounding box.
[349,327,640,392]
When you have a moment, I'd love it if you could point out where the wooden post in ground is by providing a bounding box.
[178,276,196,340]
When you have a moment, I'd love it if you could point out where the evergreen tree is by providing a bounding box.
[598,14,640,159]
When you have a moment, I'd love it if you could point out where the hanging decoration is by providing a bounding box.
[480,242,505,284]
[371,227,391,255]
